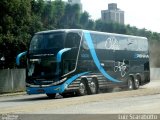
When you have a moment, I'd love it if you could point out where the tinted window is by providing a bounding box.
[90,33,107,49]
[47,33,64,49]
[127,38,138,51]
[29,32,64,51]
[137,38,148,51]
[84,32,148,51]
[118,37,128,50]
[82,38,89,50]
[105,36,120,50]
[127,37,148,51]
[65,32,81,48]
[63,32,81,74]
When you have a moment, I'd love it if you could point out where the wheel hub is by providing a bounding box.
[90,82,96,93]
[79,83,85,94]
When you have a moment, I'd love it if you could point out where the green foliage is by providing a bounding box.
[0,0,160,68]
[62,3,81,28]
[0,0,31,68]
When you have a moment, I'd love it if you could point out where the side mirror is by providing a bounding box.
[56,48,71,62]
[16,51,27,66]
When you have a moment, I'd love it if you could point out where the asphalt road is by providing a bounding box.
[0,80,160,114]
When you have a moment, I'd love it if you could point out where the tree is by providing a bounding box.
[79,11,89,28]
[0,0,32,68]
[86,19,95,30]
[62,3,80,28]
[52,0,65,28]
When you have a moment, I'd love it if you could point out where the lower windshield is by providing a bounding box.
[29,32,65,51]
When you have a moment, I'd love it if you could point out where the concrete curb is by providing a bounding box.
[0,92,26,97]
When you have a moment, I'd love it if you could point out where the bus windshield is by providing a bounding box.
[29,32,65,51]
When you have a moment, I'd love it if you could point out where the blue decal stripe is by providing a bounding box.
[56,48,71,62]
[27,72,90,94]
[64,72,90,88]
[51,72,90,93]
[16,51,27,66]
[84,31,121,83]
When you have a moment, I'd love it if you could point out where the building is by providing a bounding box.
[68,0,82,12]
[101,3,124,24]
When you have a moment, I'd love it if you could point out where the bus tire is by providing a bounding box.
[133,77,140,90]
[89,79,98,94]
[77,80,88,96]
[127,77,134,90]
[46,93,56,98]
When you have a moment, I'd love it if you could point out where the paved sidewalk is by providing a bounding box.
[0,92,26,97]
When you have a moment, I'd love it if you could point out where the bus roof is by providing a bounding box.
[36,29,82,34]
[36,29,147,40]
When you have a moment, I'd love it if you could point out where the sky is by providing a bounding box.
[65,0,160,33]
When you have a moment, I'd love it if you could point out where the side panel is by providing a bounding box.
[80,31,150,88]
[83,31,121,83]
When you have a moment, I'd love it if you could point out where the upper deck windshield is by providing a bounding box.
[29,32,65,52]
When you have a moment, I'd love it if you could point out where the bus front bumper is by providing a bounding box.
[26,84,66,95]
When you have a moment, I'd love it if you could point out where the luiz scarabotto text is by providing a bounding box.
[118,114,158,120]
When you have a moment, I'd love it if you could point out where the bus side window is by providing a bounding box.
[63,32,81,75]
[47,34,63,48]
[127,38,138,51]
[65,33,81,48]
[138,39,148,51]
[118,37,127,50]
[82,39,89,50]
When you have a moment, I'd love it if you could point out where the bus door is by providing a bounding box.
[63,32,81,75]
